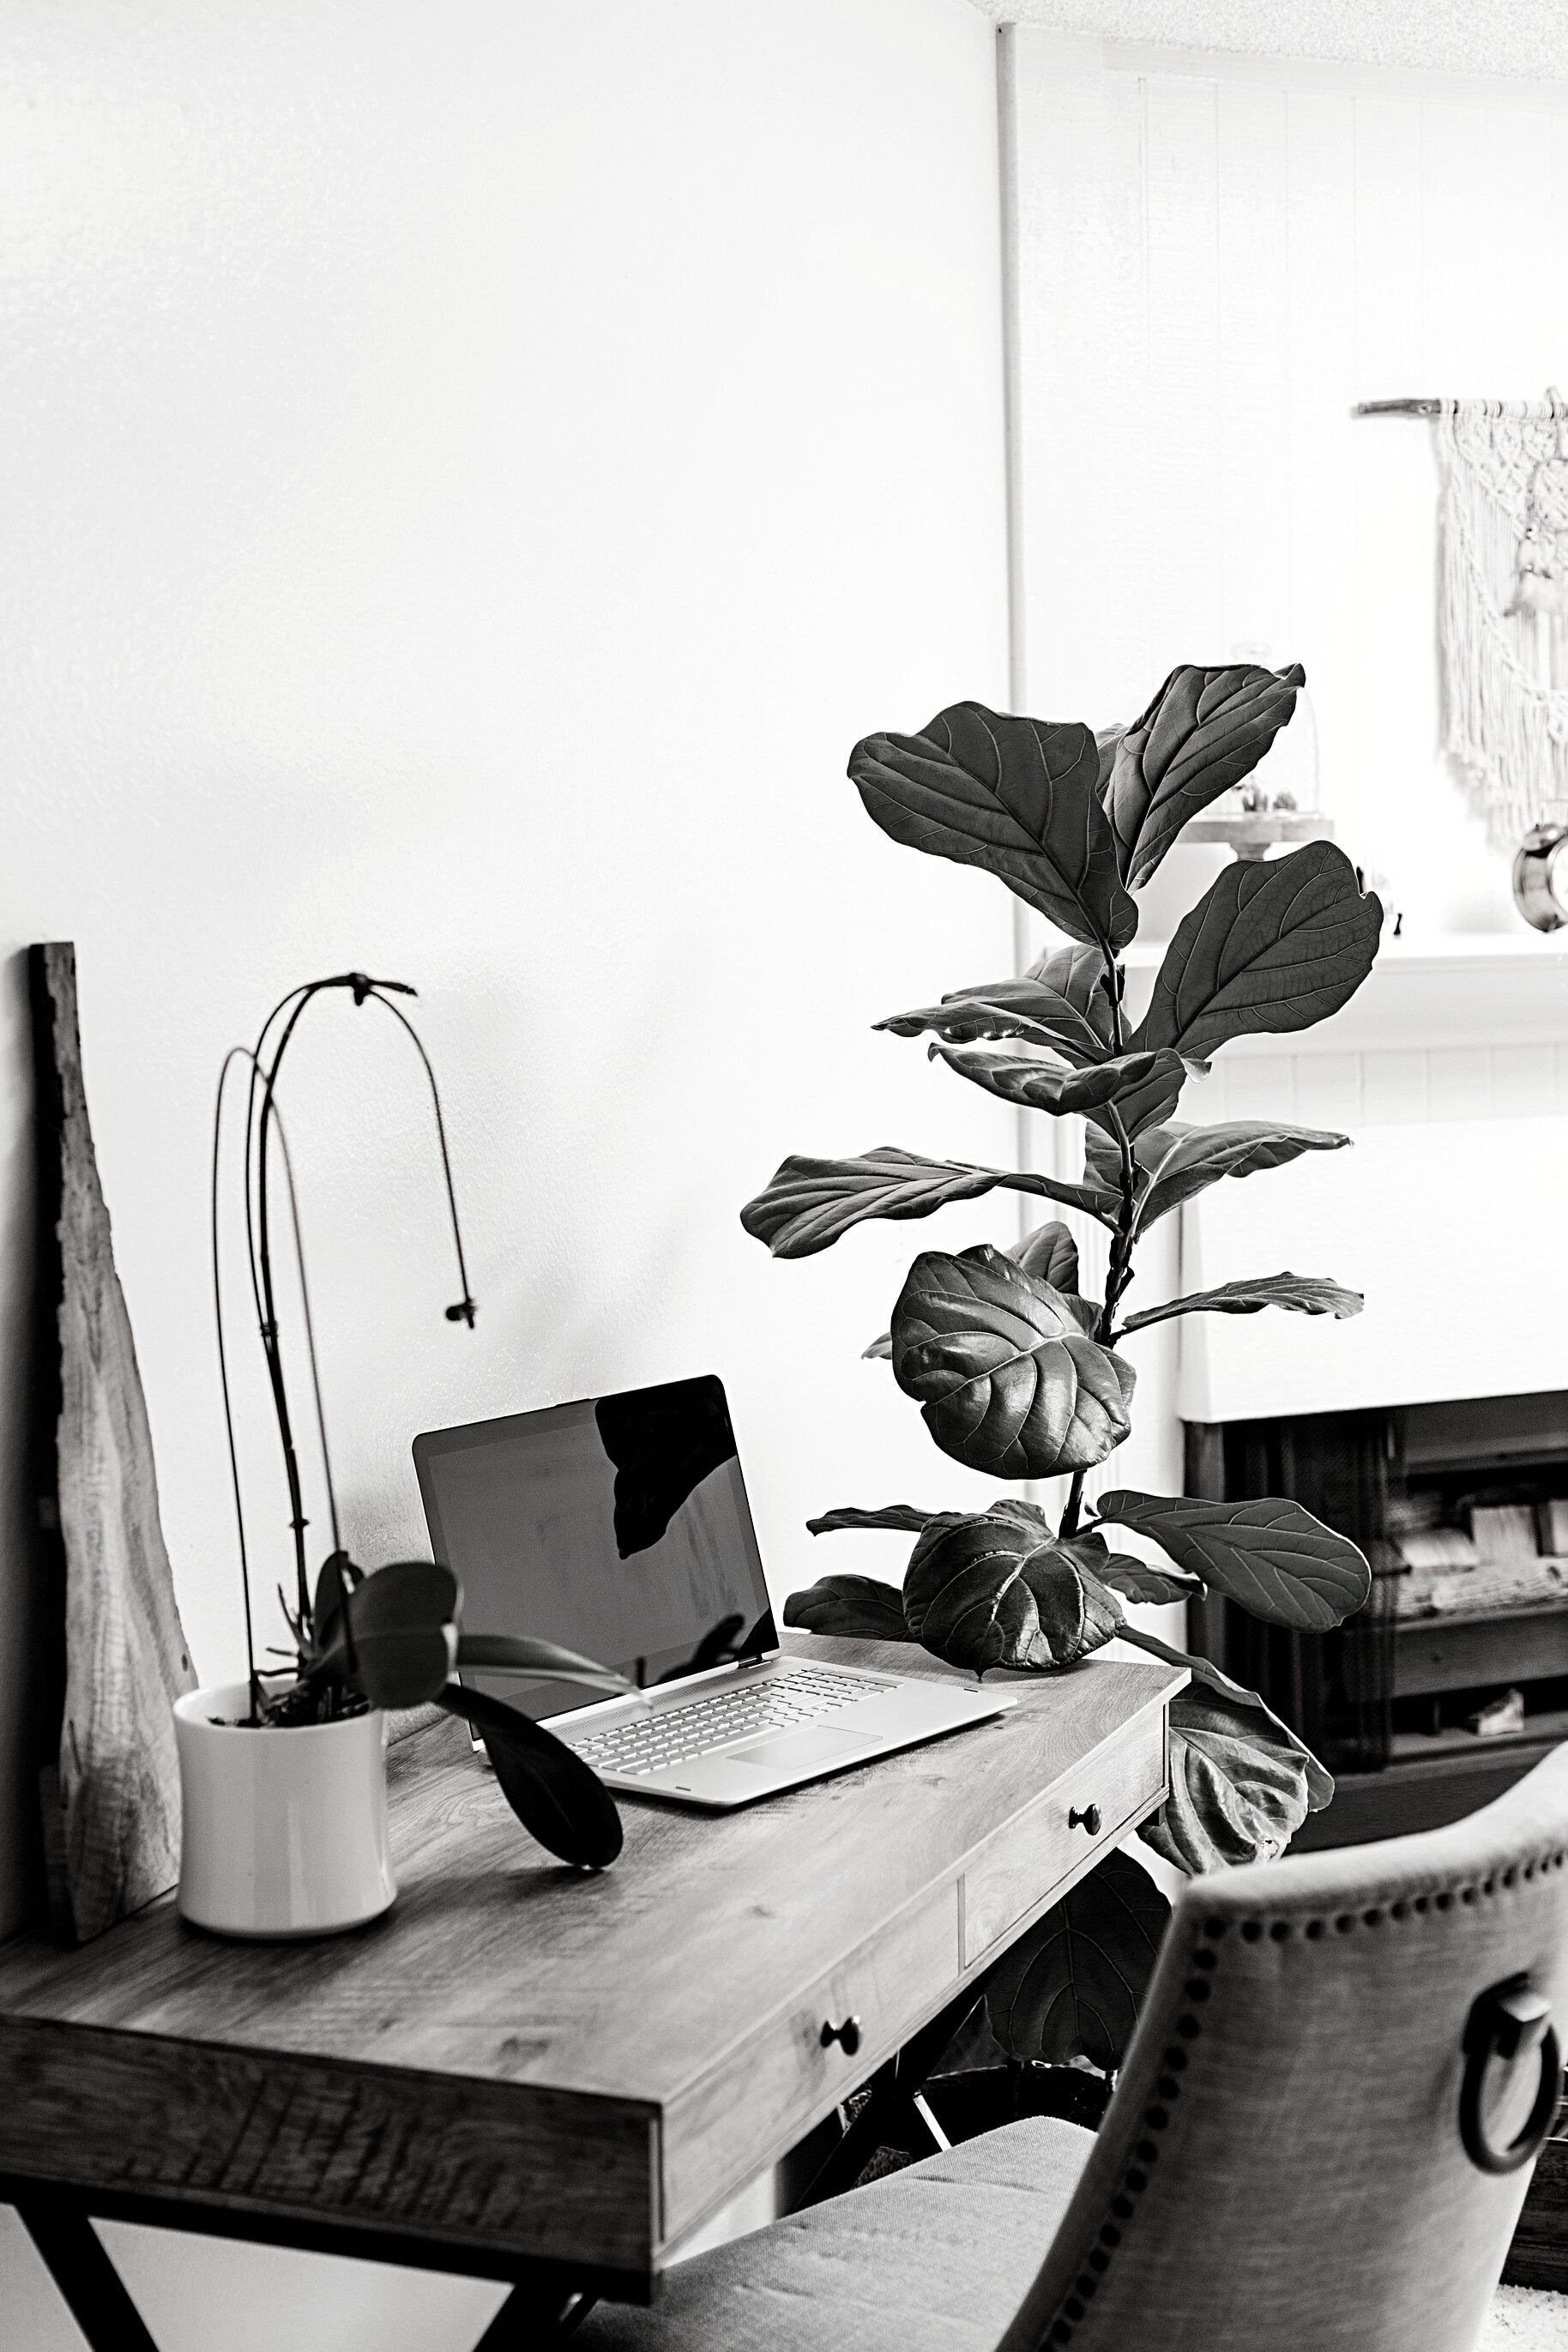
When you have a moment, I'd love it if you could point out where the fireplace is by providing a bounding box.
[1101,932,1568,1845]
[1185,1388,1568,1844]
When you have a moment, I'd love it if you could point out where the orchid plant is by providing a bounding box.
[211,972,625,1870]
[741,666,1382,2064]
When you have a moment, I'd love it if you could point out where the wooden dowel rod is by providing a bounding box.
[1354,396,1566,419]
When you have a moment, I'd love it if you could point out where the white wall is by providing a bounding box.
[1011,31,1568,939]
[0,2,1010,2342]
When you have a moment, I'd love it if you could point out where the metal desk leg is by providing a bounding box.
[473,2286,599,2347]
[15,2187,161,2352]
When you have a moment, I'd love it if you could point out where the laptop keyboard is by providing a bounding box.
[568,1665,891,1779]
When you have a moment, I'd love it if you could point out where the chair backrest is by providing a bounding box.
[997,1742,1568,2352]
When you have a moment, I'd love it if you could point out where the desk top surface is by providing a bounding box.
[0,1635,1182,2112]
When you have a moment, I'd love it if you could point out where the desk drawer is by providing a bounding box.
[962,1704,1167,1969]
[663,1879,959,2243]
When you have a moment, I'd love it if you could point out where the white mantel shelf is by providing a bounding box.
[1124,932,1568,1054]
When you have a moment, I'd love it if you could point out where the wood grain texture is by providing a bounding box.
[663,1879,960,2240]
[31,944,196,1945]
[0,2013,657,2274]
[0,1635,1184,2277]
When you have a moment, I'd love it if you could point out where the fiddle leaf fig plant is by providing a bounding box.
[741,666,1381,2068]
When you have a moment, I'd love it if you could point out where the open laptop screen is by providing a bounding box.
[413,1373,776,1722]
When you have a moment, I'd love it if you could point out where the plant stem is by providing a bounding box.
[1058,951,1140,1547]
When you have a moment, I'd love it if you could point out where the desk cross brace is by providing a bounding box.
[3,2174,624,2352]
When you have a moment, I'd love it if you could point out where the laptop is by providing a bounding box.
[413,1372,1014,1808]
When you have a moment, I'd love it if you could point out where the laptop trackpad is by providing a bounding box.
[726,1726,877,1774]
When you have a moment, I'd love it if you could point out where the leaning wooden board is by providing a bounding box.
[0,1636,1184,2298]
[29,943,196,1944]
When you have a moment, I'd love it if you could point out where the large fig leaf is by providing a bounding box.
[805,1504,938,1536]
[1095,1491,1370,1631]
[436,1683,623,1869]
[848,704,1137,954]
[741,1146,1119,1258]
[1131,840,1383,1060]
[1120,1271,1363,1335]
[864,1223,1089,1360]
[1086,1051,1198,1142]
[1118,1625,1331,1871]
[1102,662,1305,885]
[984,1848,1172,2069]
[1097,1555,1203,1603]
[892,1245,1136,1479]
[877,944,1116,1067]
[903,1506,1122,1674]
[1058,1528,1199,1603]
[1120,1623,1335,1810]
[1013,1220,1080,1291]
[781,1574,915,1641]
[1085,1118,1349,1233]
[932,1044,1191,1137]
[1149,1686,1318,1872]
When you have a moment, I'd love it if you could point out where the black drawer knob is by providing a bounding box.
[821,2014,862,2056]
[1069,1803,1102,1836]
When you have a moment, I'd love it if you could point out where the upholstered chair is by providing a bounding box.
[580,1741,1568,2352]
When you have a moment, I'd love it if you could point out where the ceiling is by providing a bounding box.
[966,0,1568,82]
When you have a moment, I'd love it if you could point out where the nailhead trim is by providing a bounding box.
[1040,1854,1568,2345]
[1042,1948,1207,2344]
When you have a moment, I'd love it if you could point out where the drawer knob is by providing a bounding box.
[821,2014,862,2056]
[1069,1803,1102,1836]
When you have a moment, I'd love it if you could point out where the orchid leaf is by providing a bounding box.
[310,1549,353,1651]
[984,1848,1172,2068]
[314,1559,459,1711]
[455,1634,636,1696]
[1096,1491,1370,1631]
[849,704,1137,954]
[741,1146,1119,1259]
[1102,662,1305,885]
[892,1245,1136,1480]
[437,1683,622,1869]
[781,1575,915,1641]
[1131,840,1383,1061]
[903,1506,1122,1674]
[1119,1271,1363,1336]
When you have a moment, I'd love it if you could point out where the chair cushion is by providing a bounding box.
[577,2116,1095,2352]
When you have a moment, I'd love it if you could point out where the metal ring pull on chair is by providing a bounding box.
[1459,1976,1560,2176]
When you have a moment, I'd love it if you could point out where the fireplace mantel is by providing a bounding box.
[1125,932,1568,1056]
[1156,930,1568,1423]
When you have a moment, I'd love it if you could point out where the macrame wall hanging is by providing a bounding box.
[1437,389,1568,846]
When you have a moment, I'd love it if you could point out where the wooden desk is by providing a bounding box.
[0,1634,1185,2342]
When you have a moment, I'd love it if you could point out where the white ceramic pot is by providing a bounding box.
[174,1681,396,1939]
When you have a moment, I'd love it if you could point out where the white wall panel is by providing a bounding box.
[0,9,1009,2337]
[1015,33,1568,936]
